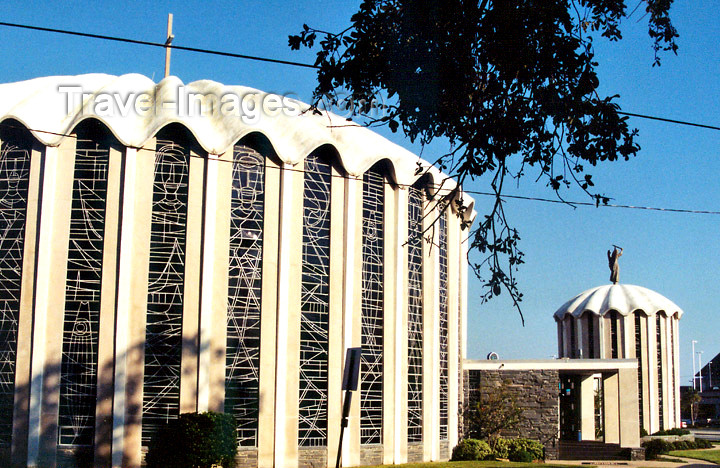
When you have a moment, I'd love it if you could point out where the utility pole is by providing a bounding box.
[164,13,174,78]
[692,340,697,390]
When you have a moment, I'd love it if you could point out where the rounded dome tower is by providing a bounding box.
[554,284,682,433]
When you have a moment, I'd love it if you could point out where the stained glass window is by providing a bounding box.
[0,131,31,449]
[298,152,331,447]
[587,314,595,359]
[360,169,384,445]
[438,212,449,441]
[225,145,264,447]
[407,186,423,443]
[610,311,619,359]
[58,137,109,447]
[142,139,189,444]
[656,315,664,428]
[670,319,676,424]
[635,313,644,428]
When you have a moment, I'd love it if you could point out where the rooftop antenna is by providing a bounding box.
[164,13,174,78]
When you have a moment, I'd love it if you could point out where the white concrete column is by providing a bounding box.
[382,182,398,465]
[392,187,409,465]
[460,223,469,364]
[27,139,76,468]
[257,157,281,468]
[579,375,595,440]
[203,149,232,413]
[602,373,620,444]
[197,153,221,412]
[273,162,303,468]
[93,143,124,468]
[327,165,346,468]
[111,142,155,468]
[622,314,633,359]
[617,368,640,447]
[598,314,606,359]
[340,176,362,467]
[179,148,205,414]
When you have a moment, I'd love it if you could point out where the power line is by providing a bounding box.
[1,119,717,217]
[618,111,720,132]
[0,20,319,69]
[1,21,720,133]
[463,190,720,215]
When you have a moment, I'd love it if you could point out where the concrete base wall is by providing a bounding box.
[298,447,328,468]
[359,445,383,466]
[407,443,424,463]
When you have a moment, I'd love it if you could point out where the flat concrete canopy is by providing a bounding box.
[464,358,638,374]
[464,358,641,449]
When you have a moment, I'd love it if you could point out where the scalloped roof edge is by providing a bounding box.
[0,73,477,225]
[553,284,683,320]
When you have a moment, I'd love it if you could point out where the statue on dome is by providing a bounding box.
[607,245,623,284]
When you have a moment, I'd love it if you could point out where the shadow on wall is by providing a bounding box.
[5,332,218,468]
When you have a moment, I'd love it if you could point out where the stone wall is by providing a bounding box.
[235,448,258,468]
[464,369,560,460]
[298,447,328,468]
[439,440,450,460]
[407,442,424,463]
[359,445,383,466]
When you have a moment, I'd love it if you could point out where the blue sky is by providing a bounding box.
[0,1,717,386]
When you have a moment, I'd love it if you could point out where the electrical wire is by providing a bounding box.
[1,119,717,217]
[1,21,719,132]
[0,20,718,215]
[0,20,319,69]
[618,111,720,132]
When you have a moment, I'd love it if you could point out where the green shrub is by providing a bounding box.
[146,411,238,468]
[672,440,689,450]
[640,428,649,437]
[642,438,673,459]
[451,439,492,461]
[696,439,713,449]
[490,437,510,459]
[509,450,534,463]
[507,438,544,461]
[653,428,690,436]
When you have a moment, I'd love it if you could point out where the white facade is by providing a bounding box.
[554,284,683,434]
[0,75,474,468]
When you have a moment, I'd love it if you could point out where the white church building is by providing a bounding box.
[0,74,475,468]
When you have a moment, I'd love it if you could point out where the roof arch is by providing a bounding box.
[0,73,476,225]
[554,284,683,321]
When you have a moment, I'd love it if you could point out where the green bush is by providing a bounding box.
[451,439,490,461]
[672,440,689,450]
[640,428,649,437]
[507,438,544,461]
[696,439,713,449]
[509,450,535,463]
[490,437,510,459]
[642,438,673,459]
[653,428,690,436]
[146,411,238,468]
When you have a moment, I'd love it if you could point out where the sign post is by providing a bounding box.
[336,347,361,468]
